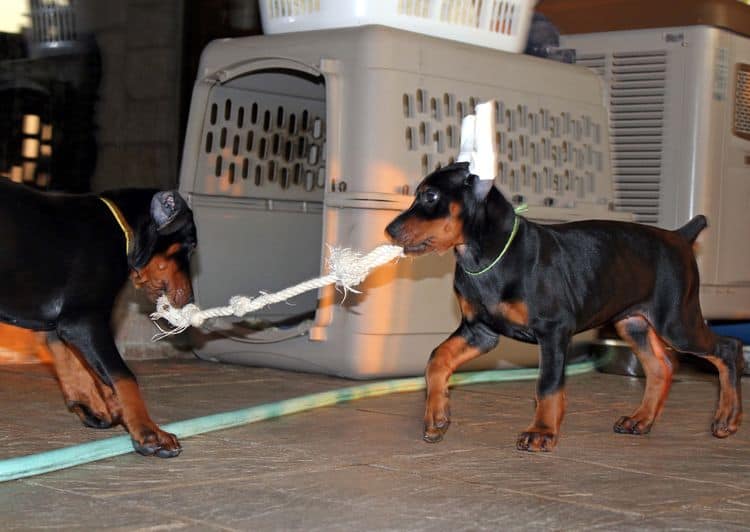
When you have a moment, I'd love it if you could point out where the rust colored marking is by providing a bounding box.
[645,327,674,413]
[39,333,119,427]
[529,389,567,434]
[613,318,674,433]
[426,336,483,397]
[423,335,483,442]
[704,355,742,437]
[457,294,476,321]
[398,201,464,254]
[517,389,566,451]
[112,376,179,455]
[130,242,192,306]
[443,202,464,248]
[498,300,529,326]
[112,377,155,431]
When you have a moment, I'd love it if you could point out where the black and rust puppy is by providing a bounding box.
[0,178,196,457]
[386,162,743,451]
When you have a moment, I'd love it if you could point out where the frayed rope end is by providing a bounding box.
[150,295,201,341]
[326,244,404,291]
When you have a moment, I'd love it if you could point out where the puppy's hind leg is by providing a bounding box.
[37,332,120,429]
[613,316,674,435]
[701,335,744,438]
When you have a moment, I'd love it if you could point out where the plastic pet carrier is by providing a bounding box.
[178,26,631,378]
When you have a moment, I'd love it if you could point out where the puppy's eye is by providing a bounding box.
[420,189,439,206]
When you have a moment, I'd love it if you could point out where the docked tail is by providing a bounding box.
[676,215,707,243]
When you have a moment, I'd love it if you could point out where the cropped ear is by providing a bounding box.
[463,173,493,201]
[151,191,190,235]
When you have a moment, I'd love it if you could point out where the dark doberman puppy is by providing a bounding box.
[0,178,196,457]
[386,162,743,451]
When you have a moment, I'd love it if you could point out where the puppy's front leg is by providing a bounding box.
[517,329,570,452]
[424,322,498,443]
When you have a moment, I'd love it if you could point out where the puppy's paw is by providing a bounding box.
[613,415,652,435]
[516,430,558,452]
[131,428,182,458]
[711,403,741,438]
[711,418,740,438]
[423,417,450,443]
[423,395,450,443]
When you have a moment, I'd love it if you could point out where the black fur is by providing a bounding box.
[0,179,196,457]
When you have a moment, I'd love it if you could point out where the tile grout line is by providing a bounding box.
[364,462,646,519]
[551,454,750,492]
[21,478,239,531]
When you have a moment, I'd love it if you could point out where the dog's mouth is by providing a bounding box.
[143,283,192,308]
[386,222,438,255]
[143,283,166,305]
[131,255,194,308]
[168,288,193,308]
[163,285,193,308]
[401,239,433,255]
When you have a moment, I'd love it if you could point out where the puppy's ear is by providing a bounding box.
[463,173,493,201]
[151,191,191,235]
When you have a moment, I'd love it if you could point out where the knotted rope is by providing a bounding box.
[150,244,405,340]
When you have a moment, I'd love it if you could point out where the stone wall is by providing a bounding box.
[77,0,184,192]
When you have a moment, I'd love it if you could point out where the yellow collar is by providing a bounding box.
[99,196,134,257]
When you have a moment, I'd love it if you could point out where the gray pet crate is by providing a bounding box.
[178,26,631,378]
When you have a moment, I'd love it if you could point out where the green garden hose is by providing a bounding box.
[0,360,597,483]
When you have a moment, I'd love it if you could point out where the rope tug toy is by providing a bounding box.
[150,244,405,339]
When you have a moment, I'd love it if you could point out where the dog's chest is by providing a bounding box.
[456,273,532,333]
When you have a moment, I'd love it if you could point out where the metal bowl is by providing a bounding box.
[573,339,644,377]
[575,339,750,377]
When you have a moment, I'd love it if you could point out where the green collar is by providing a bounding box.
[461,204,526,276]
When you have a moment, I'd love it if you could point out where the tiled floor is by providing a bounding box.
[1,358,749,531]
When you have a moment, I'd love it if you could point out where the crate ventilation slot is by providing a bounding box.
[734,64,750,141]
[201,89,326,197]
[266,0,322,18]
[403,88,605,207]
[581,51,665,224]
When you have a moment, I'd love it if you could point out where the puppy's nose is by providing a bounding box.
[385,220,401,241]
